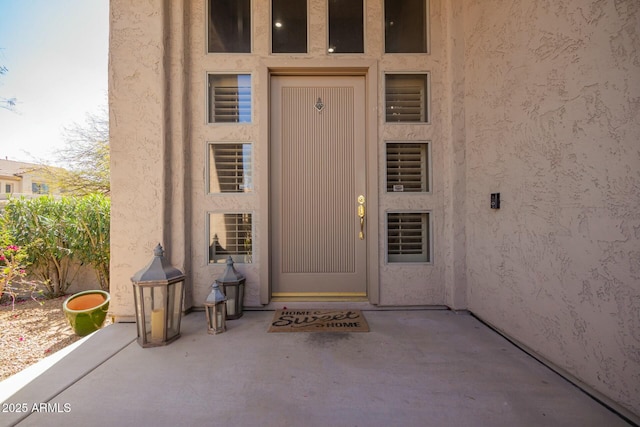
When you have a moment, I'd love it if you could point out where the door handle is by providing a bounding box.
[357,195,365,240]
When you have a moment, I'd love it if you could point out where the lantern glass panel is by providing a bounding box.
[149,286,167,342]
[205,305,213,330]
[133,282,185,346]
[215,302,226,331]
[222,283,238,317]
[220,282,244,319]
[205,302,226,334]
[167,282,183,338]
[133,286,145,341]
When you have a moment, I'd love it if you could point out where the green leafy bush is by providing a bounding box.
[67,194,110,291]
[0,194,110,297]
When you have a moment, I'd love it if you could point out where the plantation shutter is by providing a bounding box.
[210,214,252,263]
[223,214,251,255]
[386,143,428,192]
[387,212,430,263]
[208,75,251,123]
[210,86,250,122]
[209,144,251,193]
[385,84,425,122]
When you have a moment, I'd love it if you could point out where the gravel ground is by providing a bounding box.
[0,296,112,381]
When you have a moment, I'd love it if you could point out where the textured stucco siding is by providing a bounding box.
[109,0,169,319]
[187,0,264,308]
[462,0,640,417]
[183,0,446,308]
[378,0,446,306]
[109,0,448,314]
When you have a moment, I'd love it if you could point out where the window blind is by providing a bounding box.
[210,86,251,123]
[385,85,423,122]
[210,144,251,193]
[386,143,428,192]
[209,213,252,263]
[387,212,430,262]
[385,74,428,123]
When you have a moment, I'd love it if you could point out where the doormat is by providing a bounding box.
[268,309,369,333]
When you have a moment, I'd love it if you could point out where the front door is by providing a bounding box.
[271,75,367,298]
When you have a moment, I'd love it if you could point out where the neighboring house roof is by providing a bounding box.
[0,159,45,179]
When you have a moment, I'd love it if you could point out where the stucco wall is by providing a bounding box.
[184,0,447,308]
[109,0,170,319]
[462,0,640,418]
[378,0,446,306]
[109,0,448,316]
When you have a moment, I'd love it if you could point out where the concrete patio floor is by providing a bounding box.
[1,309,634,427]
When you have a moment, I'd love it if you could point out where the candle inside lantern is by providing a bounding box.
[151,308,165,340]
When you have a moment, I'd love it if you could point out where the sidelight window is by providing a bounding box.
[385,73,429,123]
[208,74,252,123]
[208,213,253,264]
[387,212,431,263]
[386,142,430,193]
[208,143,253,193]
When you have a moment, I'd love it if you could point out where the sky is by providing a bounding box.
[0,0,108,165]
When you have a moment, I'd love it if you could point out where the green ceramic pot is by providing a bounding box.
[63,290,110,336]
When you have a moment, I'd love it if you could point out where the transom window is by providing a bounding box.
[272,0,307,53]
[206,0,429,54]
[208,0,251,53]
[328,0,364,53]
[385,0,428,53]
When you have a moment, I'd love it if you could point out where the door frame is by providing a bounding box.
[256,60,379,305]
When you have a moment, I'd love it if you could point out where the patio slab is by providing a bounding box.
[1,310,633,427]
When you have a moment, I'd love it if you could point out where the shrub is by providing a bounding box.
[67,194,110,291]
[1,195,111,295]
[0,244,41,307]
[1,197,77,297]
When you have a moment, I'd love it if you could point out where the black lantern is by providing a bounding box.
[216,256,246,319]
[204,282,226,334]
[131,244,185,348]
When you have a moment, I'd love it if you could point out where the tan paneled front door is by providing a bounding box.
[271,75,367,298]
